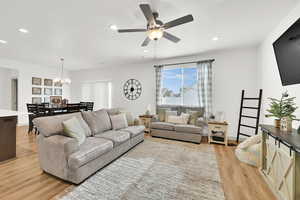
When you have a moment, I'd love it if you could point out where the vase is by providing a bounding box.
[274,119,281,128]
[280,117,292,132]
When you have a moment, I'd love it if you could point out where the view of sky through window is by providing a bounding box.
[161,67,199,106]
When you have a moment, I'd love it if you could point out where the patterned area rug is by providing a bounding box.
[60,139,225,200]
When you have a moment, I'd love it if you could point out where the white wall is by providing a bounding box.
[258,2,300,128]
[0,58,71,125]
[71,46,259,137]
[0,67,14,109]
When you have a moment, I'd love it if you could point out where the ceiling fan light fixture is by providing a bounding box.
[148,28,163,40]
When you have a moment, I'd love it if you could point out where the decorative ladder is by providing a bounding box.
[236,89,263,143]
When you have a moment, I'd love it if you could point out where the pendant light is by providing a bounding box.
[54,58,71,85]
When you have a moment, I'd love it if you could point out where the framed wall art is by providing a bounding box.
[32,77,42,85]
[32,87,42,95]
[44,79,53,86]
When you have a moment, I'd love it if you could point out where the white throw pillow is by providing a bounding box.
[238,135,261,150]
[110,113,128,130]
[63,117,86,145]
[181,113,190,124]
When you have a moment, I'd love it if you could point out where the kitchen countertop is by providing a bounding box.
[0,109,29,118]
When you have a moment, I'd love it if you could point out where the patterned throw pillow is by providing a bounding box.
[63,117,86,145]
[110,113,128,130]
[187,110,204,125]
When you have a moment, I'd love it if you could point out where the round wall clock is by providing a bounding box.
[123,79,142,100]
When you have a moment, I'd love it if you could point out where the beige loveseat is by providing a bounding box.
[33,109,145,184]
[150,106,206,143]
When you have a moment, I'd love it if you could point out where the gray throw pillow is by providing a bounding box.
[63,117,86,145]
[81,109,112,135]
[120,111,134,126]
[110,113,128,130]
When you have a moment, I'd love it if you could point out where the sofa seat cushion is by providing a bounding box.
[151,122,175,131]
[175,124,202,134]
[68,137,113,169]
[95,130,130,146]
[121,125,145,138]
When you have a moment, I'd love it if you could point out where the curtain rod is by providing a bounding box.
[154,59,215,68]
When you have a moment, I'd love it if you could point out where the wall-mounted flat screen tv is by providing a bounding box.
[273,18,300,86]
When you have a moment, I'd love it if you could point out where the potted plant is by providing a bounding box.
[265,91,298,128]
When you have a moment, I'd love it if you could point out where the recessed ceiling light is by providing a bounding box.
[18,28,29,33]
[110,25,118,30]
[143,50,148,53]
[0,40,7,44]
[212,37,219,41]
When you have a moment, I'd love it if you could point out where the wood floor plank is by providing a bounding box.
[0,126,276,200]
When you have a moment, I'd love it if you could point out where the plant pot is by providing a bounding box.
[274,119,281,128]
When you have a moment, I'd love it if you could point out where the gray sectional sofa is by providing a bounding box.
[33,109,145,184]
[150,106,206,143]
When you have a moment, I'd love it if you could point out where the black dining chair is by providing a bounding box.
[67,103,81,113]
[26,104,38,134]
[80,102,94,111]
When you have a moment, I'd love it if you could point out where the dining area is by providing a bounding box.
[26,102,94,134]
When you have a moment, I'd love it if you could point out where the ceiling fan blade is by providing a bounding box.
[118,29,147,33]
[163,32,180,43]
[141,37,151,47]
[139,4,155,23]
[163,15,194,29]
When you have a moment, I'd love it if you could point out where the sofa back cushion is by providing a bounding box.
[165,111,177,122]
[33,112,84,137]
[157,108,171,122]
[81,109,112,135]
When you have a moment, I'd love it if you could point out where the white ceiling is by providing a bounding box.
[0,0,299,70]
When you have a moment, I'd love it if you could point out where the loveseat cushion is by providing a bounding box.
[68,137,113,169]
[95,130,130,146]
[151,122,175,131]
[121,125,145,138]
[81,109,112,135]
[174,124,202,134]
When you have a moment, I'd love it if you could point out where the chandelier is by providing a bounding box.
[54,58,71,85]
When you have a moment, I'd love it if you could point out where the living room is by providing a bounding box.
[1,0,300,200]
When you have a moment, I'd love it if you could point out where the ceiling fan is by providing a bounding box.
[117,4,194,47]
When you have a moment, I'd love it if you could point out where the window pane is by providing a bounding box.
[183,68,198,106]
[161,68,182,105]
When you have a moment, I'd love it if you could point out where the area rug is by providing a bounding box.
[60,139,225,200]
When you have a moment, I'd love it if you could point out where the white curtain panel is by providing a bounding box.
[81,81,111,110]
[197,61,213,119]
[155,65,163,106]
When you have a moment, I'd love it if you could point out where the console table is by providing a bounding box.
[260,125,300,200]
[0,110,18,162]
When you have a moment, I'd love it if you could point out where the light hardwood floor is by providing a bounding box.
[0,126,276,200]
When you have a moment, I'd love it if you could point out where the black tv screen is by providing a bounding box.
[273,18,300,86]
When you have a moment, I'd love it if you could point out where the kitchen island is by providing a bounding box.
[0,110,18,162]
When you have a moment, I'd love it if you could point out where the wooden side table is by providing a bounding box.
[139,115,154,133]
[208,121,229,146]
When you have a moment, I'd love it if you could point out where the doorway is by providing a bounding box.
[11,79,18,111]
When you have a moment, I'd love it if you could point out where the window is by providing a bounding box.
[161,66,199,106]
[81,81,112,110]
